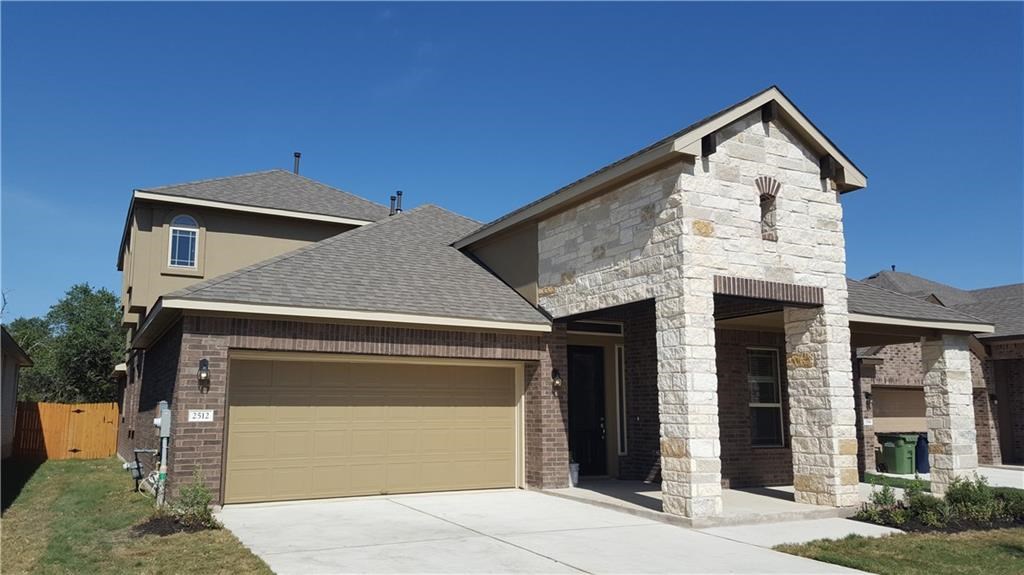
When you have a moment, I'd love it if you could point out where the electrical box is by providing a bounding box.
[152,400,172,438]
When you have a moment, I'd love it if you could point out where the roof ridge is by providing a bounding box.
[849,278,991,324]
[969,282,1024,293]
[138,169,284,192]
[285,170,389,209]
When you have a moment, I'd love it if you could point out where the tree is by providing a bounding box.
[6,284,124,403]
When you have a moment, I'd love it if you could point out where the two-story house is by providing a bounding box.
[116,169,389,459]
[116,86,994,521]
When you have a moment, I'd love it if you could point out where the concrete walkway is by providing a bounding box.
[218,489,866,574]
[698,518,903,548]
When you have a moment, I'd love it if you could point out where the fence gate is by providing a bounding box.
[13,402,119,460]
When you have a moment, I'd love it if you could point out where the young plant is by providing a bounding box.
[172,469,220,529]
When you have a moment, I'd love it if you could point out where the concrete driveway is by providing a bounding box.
[218,490,863,574]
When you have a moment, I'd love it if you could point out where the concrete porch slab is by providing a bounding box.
[547,479,856,528]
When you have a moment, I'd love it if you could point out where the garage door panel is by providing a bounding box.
[225,358,517,504]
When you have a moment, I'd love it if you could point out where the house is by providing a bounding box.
[856,271,1023,469]
[115,86,995,520]
[2,326,34,459]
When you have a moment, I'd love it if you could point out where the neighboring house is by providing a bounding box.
[2,326,34,459]
[856,271,1023,469]
[116,86,995,521]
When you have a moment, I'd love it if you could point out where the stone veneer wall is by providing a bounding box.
[139,316,566,502]
[536,110,856,516]
[922,335,977,495]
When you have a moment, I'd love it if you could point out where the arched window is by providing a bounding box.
[168,215,199,268]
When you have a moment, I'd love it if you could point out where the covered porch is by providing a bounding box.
[551,277,994,521]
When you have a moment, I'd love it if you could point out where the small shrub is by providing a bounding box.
[992,487,1024,521]
[171,470,219,529]
[906,492,947,528]
[869,482,898,509]
[884,507,908,526]
[945,474,1001,523]
[903,475,927,500]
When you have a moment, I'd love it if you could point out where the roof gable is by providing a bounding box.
[455,85,866,249]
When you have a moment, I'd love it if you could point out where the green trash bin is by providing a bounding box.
[878,433,916,475]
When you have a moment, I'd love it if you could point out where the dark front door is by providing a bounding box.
[568,345,607,476]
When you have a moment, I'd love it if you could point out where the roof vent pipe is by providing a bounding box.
[389,195,397,216]
[293,152,301,174]
[395,190,403,213]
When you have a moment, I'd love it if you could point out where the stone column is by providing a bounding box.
[656,283,722,519]
[922,334,977,495]
[784,306,859,507]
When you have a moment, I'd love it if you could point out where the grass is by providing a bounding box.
[864,472,932,492]
[1,457,272,575]
[776,528,1024,575]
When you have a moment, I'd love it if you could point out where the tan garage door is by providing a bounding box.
[224,358,517,504]
[872,387,927,433]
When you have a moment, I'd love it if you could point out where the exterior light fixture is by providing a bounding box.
[864,391,873,410]
[551,369,563,388]
[197,358,210,386]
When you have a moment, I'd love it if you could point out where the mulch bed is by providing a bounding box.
[131,515,211,537]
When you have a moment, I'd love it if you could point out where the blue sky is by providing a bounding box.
[2,2,1021,319]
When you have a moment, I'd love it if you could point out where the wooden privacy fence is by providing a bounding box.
[13,402,119,460]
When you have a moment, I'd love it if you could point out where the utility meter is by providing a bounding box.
[152,400,171,438]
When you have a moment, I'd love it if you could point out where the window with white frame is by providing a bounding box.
[168,215,199,268]
[748,348,784,447]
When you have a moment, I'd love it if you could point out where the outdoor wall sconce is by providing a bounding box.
[197,358,210,389]
[864,391,873,410]
[989,392,998,406]
[551,369,563,388]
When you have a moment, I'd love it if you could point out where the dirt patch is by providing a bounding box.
[132,515,211,537]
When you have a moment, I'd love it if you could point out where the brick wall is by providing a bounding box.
[130,323,183,471]
[617,302,660,481]
[116,351,141,461]
[994,358,1024,464]
[716,329,793,487]
[154,315,565,503]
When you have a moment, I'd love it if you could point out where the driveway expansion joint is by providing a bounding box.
[388,497,592,574]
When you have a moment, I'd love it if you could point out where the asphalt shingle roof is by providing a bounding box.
[139,169,390,222]
[168,205,549,326]
[847,279,991,326]
[861,270,977,306]
[861,270,1020,339]
[959,284,1024,339]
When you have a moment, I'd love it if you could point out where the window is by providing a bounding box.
[615,345,627,455]
[754,176,780,242]
[748,348,784,447]
[760,195,778,241]
[168,215,198,268]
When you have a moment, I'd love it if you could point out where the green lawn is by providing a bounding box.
[776,528,1024,575]
[1,457,271,575]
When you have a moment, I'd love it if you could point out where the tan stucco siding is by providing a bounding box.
[468,224,539,305]
[123,201,353,323]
